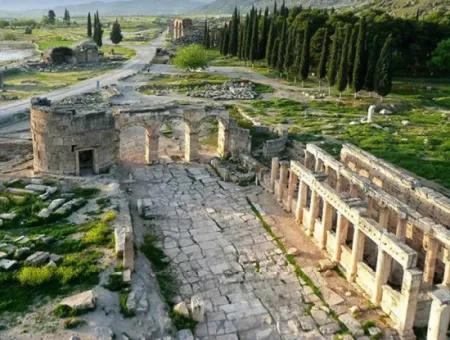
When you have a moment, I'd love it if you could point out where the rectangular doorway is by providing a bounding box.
[78,149,95,176]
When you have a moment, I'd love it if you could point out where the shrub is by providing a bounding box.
[54,304,76,318]
[104,272,127,291]
[24,26,32,34]
[18,266,55,286]
[101,210,117,223]
[3,32,16,41]
[56,266,80,285]
[82,221,110,245]
[63,317,84,329]
[173,44,210,70]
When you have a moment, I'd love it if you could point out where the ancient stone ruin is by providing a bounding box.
[43,40,100,65]
[171,18,193,40]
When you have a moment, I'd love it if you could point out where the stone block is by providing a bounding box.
[59,290,96,312]
[25,251,50,266]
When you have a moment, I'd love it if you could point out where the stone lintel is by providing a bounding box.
[431,288,450,304]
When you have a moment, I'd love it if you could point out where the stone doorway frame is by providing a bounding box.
[75,148,98,176]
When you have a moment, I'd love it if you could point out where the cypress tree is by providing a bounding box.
[346,26,357,86]
[352,18,366,96]
[290,30,303,80]
[64,9,71,25]
[364,35,379,92]
[327,27,340,88]
[245,8,255,60]
[375,34,393,98]
[270,38,280,68]
[259,7,270,59]
[299,21,311,83]
[93,13,99,45]
[203,20,210,48]
[283,27,295,75]
[110,19,123,45]
[229,7,239,56]
[238,23,246,59]
[222,23,230,55]
[87,12,92,37]
[265,19,276,62]
[276,18,287,73]
[249,10,260,63]
[336,24,352,96]
[317,28,329,86]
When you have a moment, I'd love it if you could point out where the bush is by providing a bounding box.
[56,266,80,285]
[18,266,55,286]
[83,221,110,245]
[101,210,117,223]
[63,317,84,329]
[173,44,210,70]
[3,32,16,41]
[54,304,76,318]
[24,26,33,34]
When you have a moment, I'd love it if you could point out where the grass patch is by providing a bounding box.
[63,317,85,329]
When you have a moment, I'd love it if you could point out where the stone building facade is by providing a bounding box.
[261,143,450,339]
[172,18,193,40]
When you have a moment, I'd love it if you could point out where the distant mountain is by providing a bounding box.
[0,0,213,17]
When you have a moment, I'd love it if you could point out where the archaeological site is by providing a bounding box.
[0,4,449,340]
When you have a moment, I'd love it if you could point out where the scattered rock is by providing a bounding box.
[0,259,18,270]
[176,329,194,340]
[188,80,258,100]
[50,253,63,264]
[25,184,48,192]
[401,120,410,126]
[126,291,137,315]
[368,326,382,336]
[318,259,336,272]
[287,247,299,256]
[25,251,50,266]
[59,290,96,312]
[6,188,35,196]
[0,213,16,220]
[173,301,190,318]
[95,327,114,340]
[0,251,7,259]
[190,295,205,322]
[380,109,392,115]
[69,336,81,340]
[349,305,360,315]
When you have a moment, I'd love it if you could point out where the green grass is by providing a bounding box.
[101,45,136,59]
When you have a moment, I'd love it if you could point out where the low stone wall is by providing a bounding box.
[229,121,251,158]
[113,196,134,282]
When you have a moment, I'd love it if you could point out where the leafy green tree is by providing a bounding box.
[173,44,210,70]
[291,30,303,80]
[428,38,450,73]
[364,35,379,92]
[352,18,366,96]
[110,19,123,45]
[375,34,394,98]
[299,21,311,83]
[336,24,351,96]
[238,23,246,59]
[229,7,240,56]
[48,10,56,25]
[87,12,92,37]
[317,28,328,86]
[327,27,340,88]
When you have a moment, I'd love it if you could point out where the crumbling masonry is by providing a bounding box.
[264,144,450,339]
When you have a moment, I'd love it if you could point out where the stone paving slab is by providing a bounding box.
[130,164,351,339]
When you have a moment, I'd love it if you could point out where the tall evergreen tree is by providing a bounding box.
[346,26,357,86]
[244,8,255,60]
[258,7,270,59]
[283,27,295,74]
[64,9,71,25]
[265,19,276,61]
[352,18,366,96]
[238,23,246,59]
[290,30,303,79]
[48,10,56,25]
[203,20,210,48]
[364,35,379,92]
[317,28,329,85]
[299,21,311,83]
[276,18,288,73]
[270,38,280,68]
[87,12,92,38]
[223,23,230,55]
[110,19,123,45]
[336,24,352,96]
[375,34,393,98]
[249,10,260,63]
[327,27,340,88]
[229,7,240,56]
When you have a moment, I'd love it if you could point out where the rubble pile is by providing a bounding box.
[189,81,258,100]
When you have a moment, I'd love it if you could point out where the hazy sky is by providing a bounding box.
[0,0,122,11]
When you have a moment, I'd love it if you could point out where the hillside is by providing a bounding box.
[373,0,450,17]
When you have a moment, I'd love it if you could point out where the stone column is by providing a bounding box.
[443,248,450,287]
[217,120,229,158]
[423,234,439,288]
[295,180,307,224]
[349,183,359,197]
[372,249,392,305]
[307,190,320,236]
[304,151,313,169]
[396,216,407,241]
[333,213,349,262]
[270,157,280,193]
[335,175,342,193]
[379,207,390,229]
[427,288,450,340]
[348,227,365,282]
[277,161,289,203]
[286,171,298,213]
[145,125,160,164]
[185,121,199,162]
[397,269,422,338]
[320,201,333,250]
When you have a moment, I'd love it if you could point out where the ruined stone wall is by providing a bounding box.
[31,105,119,176]
[229,121,251,158]
[341,144,450,228]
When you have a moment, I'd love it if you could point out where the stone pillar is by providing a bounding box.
[396,216,407,241]
[217,120,229,158]
[427,288,450,340]
[286,171,298,213]
[335,175,342,193]
[379,207,390,228]
[145,125,159,164]
[348,227,365,282]
[295,180,307,223]
[349,183,359,197]
[307,190,320,236]
[185,121,199,162]
[372,249,392,305]
[270,157,280,193]
[333,213,349,262]
[397,269,422,338]
[304,151,313,169]
[277,161,289,203]
[320,201,333,250]
[443,248,450,287]
[423,234,439,288]
[123,231,134,271]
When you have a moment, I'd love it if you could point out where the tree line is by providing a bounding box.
[206,3,450,97]
[87,12,123,47]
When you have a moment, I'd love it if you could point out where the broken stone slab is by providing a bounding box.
[94,326,113,340]
[48,198,66,211]
[0,251,7,259]
[0,244,17,256]
[0,259,18,270]
[0,219,2,227]
[190,295,205,322]
[25,184,48,193]
[37,208,51,219]
[176,329,194,340]
[50,253,63,264]
[59,290,96,312]
[6,188,36,196]
[25,251,50,266]
[14,247,31,259]
[173,301,190,318]
[54,198,85,215]
[123,269,131,284]
[287,247,299,256]
[126,291,137,315]
[339,313,364,337]
[0,213,17,221]
[318,259,336,272]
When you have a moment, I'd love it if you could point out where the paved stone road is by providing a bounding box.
[129,164,347,340]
